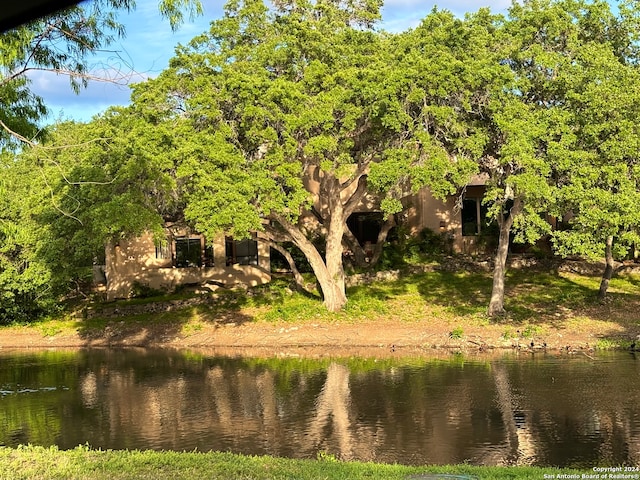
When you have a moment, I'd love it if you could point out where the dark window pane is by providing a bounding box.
[225,237,258,266]
[204,243,214,267]
[347,212,383,246]
[462,199,479,236]
[175,238,202,267]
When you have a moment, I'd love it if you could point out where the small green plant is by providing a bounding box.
[130,281,165,299]
[521,325,541,339]
[39,324,62,337]
[595,338,632,350]
[502,327,516,340]
[316,451,339,462]
[181,321,204,336]
[415,227,454,256]
[449,326,464,339]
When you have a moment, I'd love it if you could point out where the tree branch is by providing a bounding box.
[262,223,294,243]
[309,205,327,226]
[342,174,369,220]
[262,239,311,294]
[0,119,38,147]
[340,160,370,190]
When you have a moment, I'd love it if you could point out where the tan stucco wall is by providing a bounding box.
[389,187,486,254]
[105,231,271,300]
[301,176,487,254]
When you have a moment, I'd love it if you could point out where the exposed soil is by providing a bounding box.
[1,314,636,358]
[2,259,639,358]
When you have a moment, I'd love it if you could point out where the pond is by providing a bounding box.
[0,348,638,467]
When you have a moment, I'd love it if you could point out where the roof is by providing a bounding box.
[467,173,489,186]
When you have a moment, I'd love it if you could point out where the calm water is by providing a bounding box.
[0,349,638,467]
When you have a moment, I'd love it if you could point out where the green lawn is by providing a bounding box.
[3,267,639,349]
[0,445,587,480]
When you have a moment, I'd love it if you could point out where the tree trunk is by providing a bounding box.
[264,240,310,294]
[342,228,368,268]
[270,212,347,312]
[267,169,371,312]
[598,235,614,301]
[487,198,522,317]
[325,177,347,298]
[315,259,348,312]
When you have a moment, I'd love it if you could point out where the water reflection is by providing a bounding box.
[0,349,638,467]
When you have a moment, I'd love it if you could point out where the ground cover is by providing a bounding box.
[0,445,589,480]
[0,267,638,353]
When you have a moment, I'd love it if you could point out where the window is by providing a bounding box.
[347,212,383,246]
[155,242,170,260]
[175,237,202,267]
[461,198,487,236]
[226,237,258,266]
[204,242,215,267]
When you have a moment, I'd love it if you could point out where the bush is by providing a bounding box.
[130,282,165,299]
[378,227,452,270]
[415,227,454,255]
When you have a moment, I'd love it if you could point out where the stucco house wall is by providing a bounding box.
[104,229,271,300]
[103,175,490,298]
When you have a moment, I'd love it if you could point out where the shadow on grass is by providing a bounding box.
[76,289,259,346]
[501,270,598,325]
[76,275,329,343]
[73,264,640,345]
[414,271,494,317]
[360,266,640,336]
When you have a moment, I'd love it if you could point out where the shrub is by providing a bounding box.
[130,282,165,299]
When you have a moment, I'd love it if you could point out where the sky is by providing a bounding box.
[31,0,512,123]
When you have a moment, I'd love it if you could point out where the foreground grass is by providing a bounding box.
[0,445,586,480]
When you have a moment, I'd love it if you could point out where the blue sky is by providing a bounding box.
[31,0,511,123]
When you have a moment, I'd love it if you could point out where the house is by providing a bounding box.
[405,176,489,255]
[103,225,271,300]
[101,179,490,299]
[343,175,489,257]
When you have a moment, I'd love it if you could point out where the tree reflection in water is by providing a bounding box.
[0,350,638,468]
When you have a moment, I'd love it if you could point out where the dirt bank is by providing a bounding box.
[1,315,636,358]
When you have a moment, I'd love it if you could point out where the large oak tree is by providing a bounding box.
[129,0,474,311]
[463,0,640,315]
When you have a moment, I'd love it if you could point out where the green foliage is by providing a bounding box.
[595,338,633,350]
[378,227,451,270]
[130,282,165,299]
[0,0,204,321]
[135,0,394,236]
[0,0,203,148]
[0,116,174,321]
[520,325,541,339]
[0,153,60,324]
[415,228,454,256]
[449,326,464,339]
[501,327,516,340]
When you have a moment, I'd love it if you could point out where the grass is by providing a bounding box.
[2,265,639,349]
[449,326,464,339]
[0,445,589,480]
